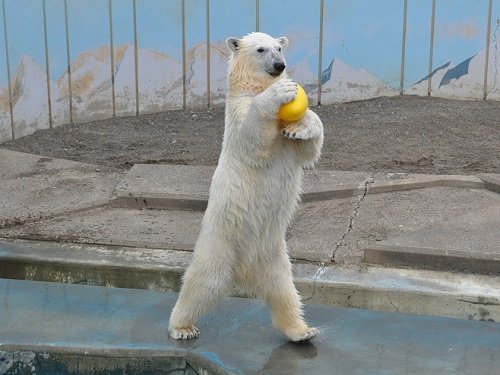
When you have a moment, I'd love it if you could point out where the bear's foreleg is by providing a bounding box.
[226,79,298,167]
[281,109,324,167]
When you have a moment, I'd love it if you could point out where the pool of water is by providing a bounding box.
[0,351,218,375]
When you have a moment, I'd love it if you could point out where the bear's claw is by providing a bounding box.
[287,327,320,343]
[169,325,200,340]
[281,125,310,140]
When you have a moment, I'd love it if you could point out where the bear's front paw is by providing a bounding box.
[268,78,298,106]
[281,122,312,140]
[169,325,200,340]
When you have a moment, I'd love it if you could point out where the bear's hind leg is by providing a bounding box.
[169,243,234,340]
[258,248,319,342]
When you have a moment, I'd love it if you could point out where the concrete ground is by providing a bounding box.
[2,279,500,375]
[1,148,500,373]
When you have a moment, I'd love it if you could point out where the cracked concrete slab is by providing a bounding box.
[0,197,357,264]
[287,198,359,263]
[287,185,500,265]
[1,150,499,282]
[0,149,122,229]
[323,187,500,264]
[3,186,498,268]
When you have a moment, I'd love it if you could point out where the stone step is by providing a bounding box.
[1,239,500,322]
[2,186,499,269]
[109,164,490,210]
[364,205,500,274]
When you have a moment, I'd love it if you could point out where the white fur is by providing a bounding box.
[169,33,324,342]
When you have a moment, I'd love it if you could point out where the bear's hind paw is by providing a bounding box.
[287,327,320,343]
[169,325,200,340]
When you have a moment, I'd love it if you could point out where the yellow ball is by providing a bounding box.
[277,84,308,122]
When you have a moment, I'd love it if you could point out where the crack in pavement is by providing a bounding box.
[331,176,374,262]
[302,262,327,303]
[303,175,374,303]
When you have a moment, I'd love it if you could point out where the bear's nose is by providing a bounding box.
[274,62,286,72]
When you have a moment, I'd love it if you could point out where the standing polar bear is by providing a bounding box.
[169,32,324,342]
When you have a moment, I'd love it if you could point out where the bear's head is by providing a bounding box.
[225,32,289,94]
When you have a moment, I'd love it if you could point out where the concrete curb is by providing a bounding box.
[369,174,484,194]
[363,244,500,275]
[1,239,499,322]
[110,165,488,211]
[303,174,485,202]
[478,173,500,194]
[110,195,209,211]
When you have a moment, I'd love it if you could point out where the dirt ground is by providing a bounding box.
[2,95,499,175]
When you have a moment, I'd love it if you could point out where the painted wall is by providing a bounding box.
[0,0,499,143]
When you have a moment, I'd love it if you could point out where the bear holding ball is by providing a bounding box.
[169,32,324,342]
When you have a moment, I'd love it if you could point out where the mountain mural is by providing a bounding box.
[316,58,398,103]
[1,36,499,144]
[10,55,51,138]
[408,38,500,99]
[0,109,10,142]
[486,36,500,100]
[115,45,183,114]
[186,42,228,106]
[0,44,187,135]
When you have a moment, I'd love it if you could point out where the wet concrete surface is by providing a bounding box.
[1,279,500,375]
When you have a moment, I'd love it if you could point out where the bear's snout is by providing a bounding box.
[269,62,286,76]
[274,62,285,72]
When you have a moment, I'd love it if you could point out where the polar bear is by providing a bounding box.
[169,32,324,342]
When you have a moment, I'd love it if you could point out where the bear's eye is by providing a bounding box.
[257,48,265,53]
[278,47,282,52]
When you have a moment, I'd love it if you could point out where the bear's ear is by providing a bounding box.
[226,37,240,53]
[277,36,289,51]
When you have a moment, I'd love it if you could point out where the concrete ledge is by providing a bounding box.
[110,195,209,211]
[478,173,500,194]
[110,164,212,211]
[0,240,190,291]
[110,165,490,211]
[362,205,500,275]
[302,175,485,203]
[369,174,484,194]
[364,244,500,275]
[2,240,499,322]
